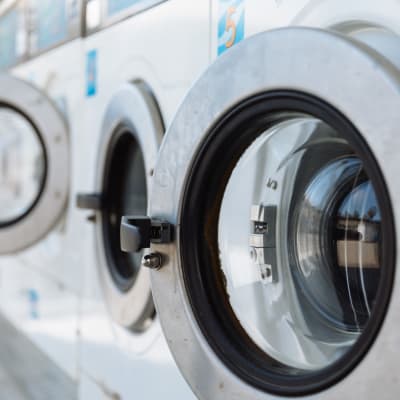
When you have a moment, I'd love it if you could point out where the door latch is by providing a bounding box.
[76,193,103,211]
[76,193,103,222]
[120,216,173,253]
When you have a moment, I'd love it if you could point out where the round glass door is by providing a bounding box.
[146,27,399,399]
[77,83,163,332]
[217,112,382,370]
[180,92,394,393]
[0,108,46,226]
[0,74,69,254]
[102,128,148,293]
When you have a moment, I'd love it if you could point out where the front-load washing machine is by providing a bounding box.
[75,0,209,398]
[0,0,84,396]
[120,1,400,399]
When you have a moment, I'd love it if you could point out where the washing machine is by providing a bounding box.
[0,0,84,396]
[75,0,209,398]
[120,0,400,399]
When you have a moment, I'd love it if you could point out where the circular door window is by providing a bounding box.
[0,75,69,254]
[79,83,163,331]
[102,128,148,293]
[0,107,46,225]
[148,28,399,398]
[180,92,394,394]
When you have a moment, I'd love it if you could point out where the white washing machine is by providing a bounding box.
[119,0,400,399]
[75,0,209,398]
[0,0,84,396]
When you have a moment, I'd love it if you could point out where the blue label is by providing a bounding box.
[0,9,18,69]
[27,289,39,320]
[37,0,68,51]
[218,0,245,56]
[107,0,142,16]
[86,50,97,97]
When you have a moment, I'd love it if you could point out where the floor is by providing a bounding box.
[0,313,77,400]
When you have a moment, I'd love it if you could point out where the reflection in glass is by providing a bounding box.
[218,114,383,371]
[0,108,45,224]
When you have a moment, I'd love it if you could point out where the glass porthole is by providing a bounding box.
[102,128,147,292]
[0,74,68,254]
[77,83,163,331]
[145,27,400,399]
[180,91,395,395]
[0,108,46,226]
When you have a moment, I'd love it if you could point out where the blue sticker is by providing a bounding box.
[218,0,245,56]
[86,49,97,97]
[27,289,39,320]
[107,0,142,16]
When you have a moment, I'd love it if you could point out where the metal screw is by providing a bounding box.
[142,253,163,270]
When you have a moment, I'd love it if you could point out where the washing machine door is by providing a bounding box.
[77,82,163,332]
[0,74,69,254]
[121,28,400,398]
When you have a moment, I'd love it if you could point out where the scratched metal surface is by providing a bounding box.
[0,312,77,400]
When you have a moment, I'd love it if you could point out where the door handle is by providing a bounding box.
[76,193,103,210]
[120,216,173,253]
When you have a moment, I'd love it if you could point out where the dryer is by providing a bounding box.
[120,0,400,399]
[75,0,209,398]
[0,0,84,395]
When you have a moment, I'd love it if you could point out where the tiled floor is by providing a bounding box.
[0,314,77,400]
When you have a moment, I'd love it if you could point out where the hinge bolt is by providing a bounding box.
[142,253,163,270]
